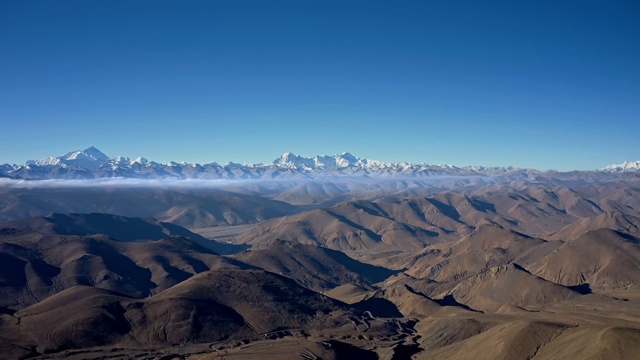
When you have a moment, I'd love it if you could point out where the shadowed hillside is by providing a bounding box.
[0,182,639,359]
[1,212,246,254]
[234,239,398,292]
[2,269,358,356]
[0,187,299,228]
[0,228,245,309]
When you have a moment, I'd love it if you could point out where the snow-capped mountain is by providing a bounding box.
[0,146,628,181]
[26,146,109,171]
[600,161,640,173]
[273,152,384,170]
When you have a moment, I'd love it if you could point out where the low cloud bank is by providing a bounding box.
[0,177,254,189]
[0,174,505,190]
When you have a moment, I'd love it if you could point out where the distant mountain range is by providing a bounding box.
[0,146,637,180]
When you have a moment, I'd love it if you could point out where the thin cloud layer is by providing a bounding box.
[0,177,251,189]
[0,174,502,190]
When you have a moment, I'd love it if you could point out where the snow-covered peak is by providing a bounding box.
[27,146,109,170]
[3,147,537,181]
[109,156,131,166]
[272,151,405,171]
[63,146,108,161]
[338,152,357,162]
[130,157,149,166]
[324,152,359,168]
[30,156,62,167]
[273,152,316,169]
[62,147,108,170]
[601,160,640,173]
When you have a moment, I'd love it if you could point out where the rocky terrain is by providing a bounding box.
[0,149,639,359]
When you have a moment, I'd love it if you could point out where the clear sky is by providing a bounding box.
[1,0,638,170]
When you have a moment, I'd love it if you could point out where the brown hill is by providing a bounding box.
[527,228,640,290]
[549,211,640,240]
[4,269,355,356]
[430,264,581,313]
[533,326,640,360]
[324,284,374,304]
[1,182,640,358]
[418,320,570,360]
[402,225,554,282]
[235,193,535,252]
[0,228,243,309]
[2,212,202,241]
[588,183,640,219]
[0,187,299,228]
[272,181,350,205]
[0,212,244,254]
[359,283,445,319]
[12,286,132,354]
[367,183,635,239]
[235,186,619,254]
[148,269,350,334]
[348,195,474,236]
[397,188,600,238]
[233,239,397,292]
[236,204,441,252]
[415,318,486,351]
[457,184,619,236]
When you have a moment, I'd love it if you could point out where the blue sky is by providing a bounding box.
[1,0,638,170]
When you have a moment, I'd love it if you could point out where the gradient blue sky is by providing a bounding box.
[1,0,638,170]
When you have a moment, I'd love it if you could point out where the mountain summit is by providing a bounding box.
[273,152,364,169]
[27,146,109,171]
[3,147,633,181]
[601,160,640,173]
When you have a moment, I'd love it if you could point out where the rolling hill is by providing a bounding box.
[234,239,397,292]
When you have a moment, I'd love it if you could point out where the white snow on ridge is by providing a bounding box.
[1,146,556,181]
[131,157,148,165]
[272,151,449,173]
[22,147,464,175]
[29,157,62,167]
[27,146,110,171]
[601,160,640,173]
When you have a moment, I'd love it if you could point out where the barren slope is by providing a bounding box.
[528,229,640,290]
[0,228,243,309]
[234,239,397,292]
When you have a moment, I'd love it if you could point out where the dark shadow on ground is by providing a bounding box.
[355,298,404,318]
[433,294,482,313]
[327,340,378,360]
[568,283,592,295]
